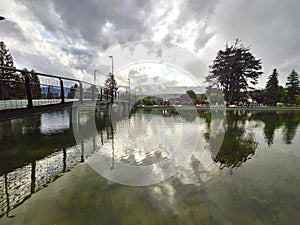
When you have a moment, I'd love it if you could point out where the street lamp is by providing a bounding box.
[93,70,97,86]
[108,56,114,103]
[92,70,97,101]
[0,16,5,21]
[108,56,114,75]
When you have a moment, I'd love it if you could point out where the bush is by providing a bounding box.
[296,95,300,106]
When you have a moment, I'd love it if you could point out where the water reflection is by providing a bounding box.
[0,108,119,218]
[252,111,300,145]
[214,111,258,170]
[0,108,300,220]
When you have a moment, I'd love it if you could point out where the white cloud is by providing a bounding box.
[1,0,300,89]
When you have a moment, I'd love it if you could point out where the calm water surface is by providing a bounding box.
[0,108,300,225]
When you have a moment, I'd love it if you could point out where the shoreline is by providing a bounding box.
[135,106,300,111]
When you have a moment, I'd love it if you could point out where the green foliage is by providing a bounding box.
[264,68,279,106]
[206,39,262,104]
[20,68,42,99]
[278,86,287,103]
[286,70,300,105]
[249,89,264,104]
[208,93,224,105]
[296,95,300,106]
[186,89,196,103]
[199,93,207,101]
[141,97,154,106]
[0,41,42,100]
[0,41,17,99]
[104,72,118,103]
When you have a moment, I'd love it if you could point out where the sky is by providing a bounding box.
[0,0,300,90]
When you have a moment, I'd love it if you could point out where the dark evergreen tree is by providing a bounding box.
[278,85,287,103]
[20,68,42,99]
[0,41,17,99]
[264,68,279,106]
[206,39,262,104]
[14,75,26,99]
[104,72,117,103]
[286,70,299,105]
[29,70,42,99]
[249,89,264,105]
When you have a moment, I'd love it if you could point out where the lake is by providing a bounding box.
[0,108,300,225]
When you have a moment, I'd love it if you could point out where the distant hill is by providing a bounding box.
[41,86,70,96]
[131,86,206,98]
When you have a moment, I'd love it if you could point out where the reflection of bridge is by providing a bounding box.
[0,104,131,218]
[0,66,134,122]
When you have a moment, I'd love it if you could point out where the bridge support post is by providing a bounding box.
[71,106,80,136]
[24,73,33,108]
[60,79,65,103]
[79,82,83,103]
[81,142,85,162]
[92,85,95,101]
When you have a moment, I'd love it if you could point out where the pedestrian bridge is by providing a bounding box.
[0,66,134,122]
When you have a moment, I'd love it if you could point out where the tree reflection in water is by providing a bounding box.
[213,111,258,171]
[252,111,300,146]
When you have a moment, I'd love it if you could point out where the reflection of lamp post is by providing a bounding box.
[128,76,130,102]
[108,56,114,103]
[0,16,5,21]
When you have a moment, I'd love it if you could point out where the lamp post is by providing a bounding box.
[93,70,97,86]
[92,70,97,101]
[108,56,114,75]
[108,56,114,103]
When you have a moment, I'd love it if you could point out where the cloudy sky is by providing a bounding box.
[0,0,300,89]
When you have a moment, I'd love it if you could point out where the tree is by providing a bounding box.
[264,68,279,106]
[104,72,118,103]
[67,83,78,99]
[286,70,299,105]
[186,89,197,104]
[278,85,287,103]
[0,41,16,99]
[20,68,42,99]
[29,69,42,99]
[206,39,262,104]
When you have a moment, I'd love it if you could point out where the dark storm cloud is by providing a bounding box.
[176,0,219,26]
[23,0,156,49]
[211,0,300,83]
[0,20,26,41]
[2,0,300,87]
[61,46,95,69]
[162,0,219,51]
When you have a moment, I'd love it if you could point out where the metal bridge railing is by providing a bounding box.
[0,66,122,111]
